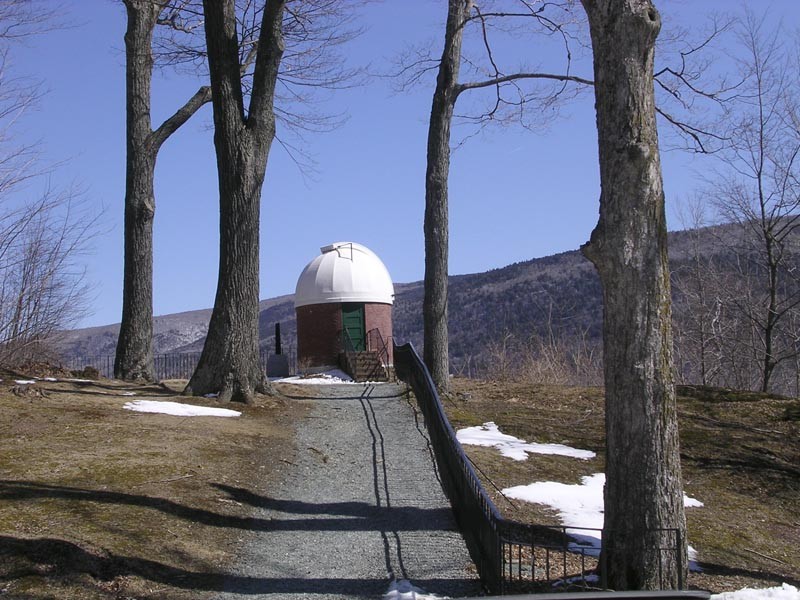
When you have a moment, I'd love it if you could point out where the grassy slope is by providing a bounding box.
[0,372,300,599]
[445,378,800,593]
[1,371,797,597]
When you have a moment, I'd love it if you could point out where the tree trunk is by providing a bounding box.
[115,1,161,382]
[580,0,687,590]
[762,235,778,392]
[184,0,285,403]
[184,139,268,403]
[116,0,210,382]
[423,0,470,394]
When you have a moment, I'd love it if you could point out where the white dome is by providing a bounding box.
[295,242,394,308]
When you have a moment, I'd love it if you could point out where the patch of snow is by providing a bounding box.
[456,421,595,461]
[120,391,136,396]
[503,473,703,563]
[63,378,93,383]
[383,579,447,599]
[684,496,704,508]
[203,393,219,398]
[712,584,800,600]
[504,473,605,545]
[276,369,363,385]
[123,400,240,418]
[14,380,36,385]
[42,377,58,382]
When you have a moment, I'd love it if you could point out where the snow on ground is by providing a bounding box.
[123,400,241,418]
[383,579,446,600]
[712,584,800,600]
[380,580,799,600]
[503,473,703,563]
[14,379,36,385]
[275,369,380,385]
[456,421,595,460]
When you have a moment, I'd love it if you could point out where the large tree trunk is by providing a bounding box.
[115,1,161,382]
[580,0,688,590]
[423,0,470,394]
[184,0,285,403]
[116,0,210,382]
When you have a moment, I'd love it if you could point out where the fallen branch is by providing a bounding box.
[743,547,789,566]
[132,473,195,488]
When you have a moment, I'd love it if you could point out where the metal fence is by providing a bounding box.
[393,341,684,595]
[61,348,295,381]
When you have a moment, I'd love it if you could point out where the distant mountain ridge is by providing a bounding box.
[57,224,734,372]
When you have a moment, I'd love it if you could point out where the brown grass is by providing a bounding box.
[2,369,798,597]
[446,378,800,594]
[0,372,302,599]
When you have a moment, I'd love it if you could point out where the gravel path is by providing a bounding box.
[215,382,482,599]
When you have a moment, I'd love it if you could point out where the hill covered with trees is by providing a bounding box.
[58,220,800,396]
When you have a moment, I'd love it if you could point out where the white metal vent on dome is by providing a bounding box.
[294,242,394,308]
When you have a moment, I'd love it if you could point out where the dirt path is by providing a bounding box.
[215,382,481,599]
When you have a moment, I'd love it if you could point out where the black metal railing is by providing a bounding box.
[59,348,293,381]
[339,328,357,377]
[366,328,391,370]
[394,340,504,590]
[340,327,357,353]
[393,340,684,595]
[61,354,115,377]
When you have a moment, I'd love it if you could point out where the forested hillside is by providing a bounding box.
[57,248,604,368]
[59,222,800,395]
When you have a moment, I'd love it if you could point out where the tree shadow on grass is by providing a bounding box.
[0,535,473,596]
[0,479,456,533]
[1,479,477,596]
[694,560,800,589]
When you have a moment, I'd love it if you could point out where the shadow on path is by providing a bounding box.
[0,535,475,597]
[0,480,455,533]
[1,383,481,597]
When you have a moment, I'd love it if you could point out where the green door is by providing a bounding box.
[341,303,365,351]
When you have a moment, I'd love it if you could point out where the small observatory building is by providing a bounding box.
[295,242,394,380]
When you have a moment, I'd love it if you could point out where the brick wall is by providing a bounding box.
[296,303,342,369]
[365,303,394,365]
[297,301,394,371]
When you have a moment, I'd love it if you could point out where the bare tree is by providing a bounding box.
[670,201,727,387]
[115,0,212,382]
[152,0,361,163]
[419,0,590,393]
[183,0,286,403]
[115,0,360,383]
[705,10,800,393]
[416,0,725,393]
[580,0,687,589]
[0,1,97,366]
[0,189,96,365]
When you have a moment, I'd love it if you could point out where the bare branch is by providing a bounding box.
[457,71,592,94]
[151,84,212,150]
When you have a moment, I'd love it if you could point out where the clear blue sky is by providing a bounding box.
[11,0,800,328]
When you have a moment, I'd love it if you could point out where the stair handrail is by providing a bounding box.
[338,327,358,378]
[366,327,390,370]
[340,326,357,353]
